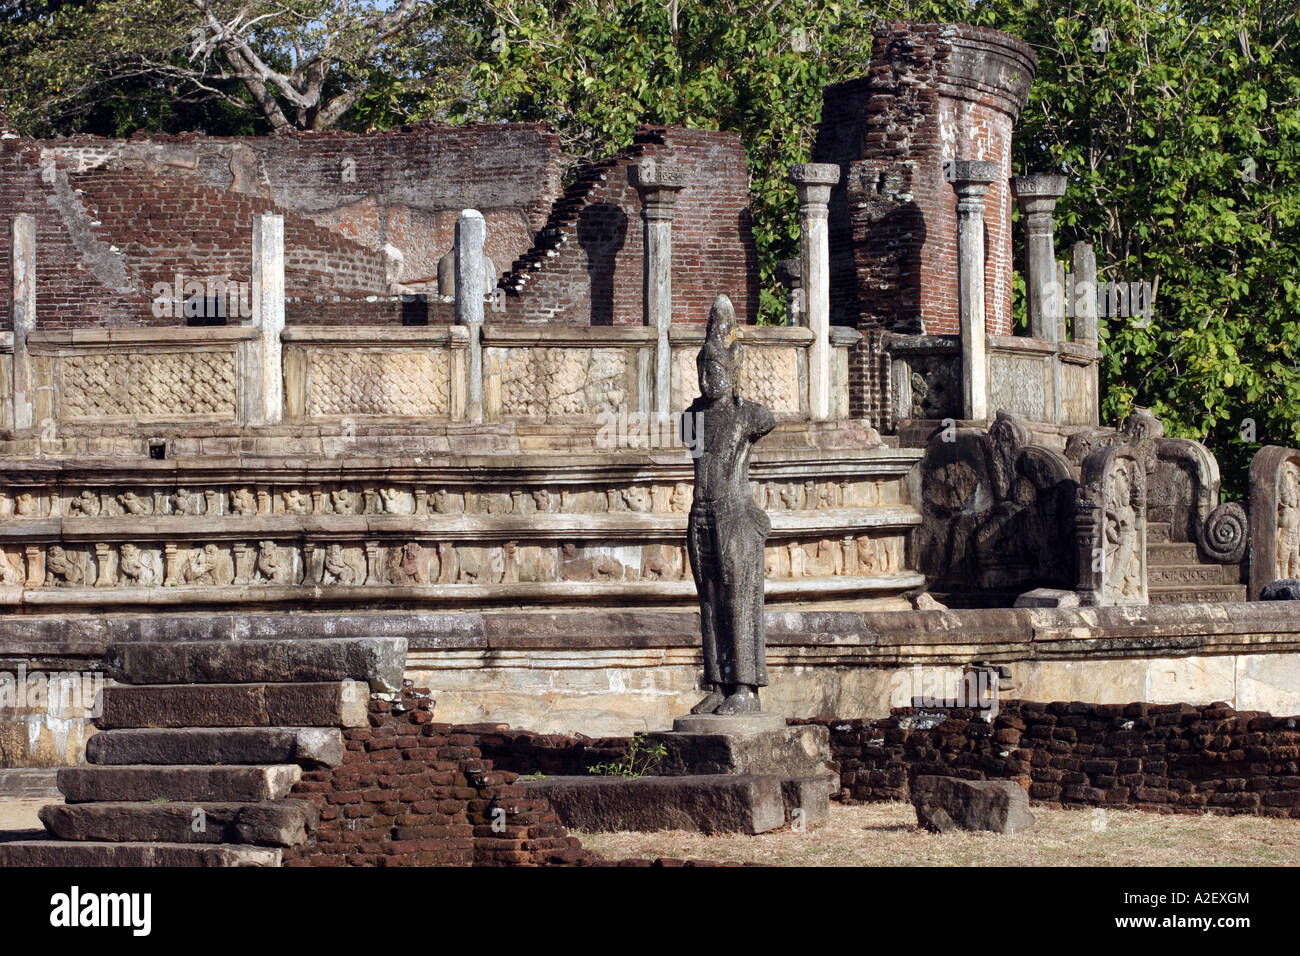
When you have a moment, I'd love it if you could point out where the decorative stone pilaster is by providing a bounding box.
[1069,241,1099,348]
[455,209,487,422]
[1012,173,1068,424]
[630,162,687,417]
[945,160,1000,423]
[790,163,840,421]
[1010,174,1067,341]
[250,214,285,426]
[10,214,36,431]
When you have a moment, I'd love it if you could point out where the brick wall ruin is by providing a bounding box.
[812,22,1035,424]
[465,701,1300,820]
[281,688,726,866]
[1,121,757,331]
[502,126,760,325]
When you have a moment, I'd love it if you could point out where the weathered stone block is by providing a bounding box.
[520,774,785,834]
[647,725,833,779]
[107,638,407,692]
[911,775,1035,834]
[40,799,319,846]
[58,764,302,803]
[87,728,345,768]
[97,681,369,729]
[0,841,281,867]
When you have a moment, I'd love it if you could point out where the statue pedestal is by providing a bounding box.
[649,720,834,781]
[671,713,785,734]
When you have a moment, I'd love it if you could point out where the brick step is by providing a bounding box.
[58,764,302,804]
[1148,586,1248,605]
[107,637,405,691]
[1147,542,1201,564]
[40,800,319,847]
[87,727,344,768]
[97,680,368,730]
[0,841,281,867]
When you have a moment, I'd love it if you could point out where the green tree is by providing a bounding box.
[464,0,881,322]
[0,0,480,136]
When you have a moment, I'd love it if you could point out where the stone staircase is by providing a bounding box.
[1146,523,1248,604]
[0,637,405,867]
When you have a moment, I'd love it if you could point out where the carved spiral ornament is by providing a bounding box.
[1198,501,1248,564]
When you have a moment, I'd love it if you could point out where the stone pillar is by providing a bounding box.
[455,209,487,422]
[1010,174,1067,341]
[10,214,36,430]
[251,214,285,426]
[1069,241,1098,348]
[630,162,686,417]
[946,161,1000,423]
[790,163,840,420]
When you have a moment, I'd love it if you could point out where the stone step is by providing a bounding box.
[1147,564,1234,587]
[521,774,786,835]
[97,680,369,730]
[0,841,281,867]
[87,727,345,768]
[647,724,834,779]
[58,764,302,804]
[107,637,406,692]
[1147,542,1201,564]
[0,767,61,800]
[40,800,319,847]
[1148,585,1248,605]
[1147,522,1173,543]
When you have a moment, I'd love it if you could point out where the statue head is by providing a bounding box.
[697,294,741,402]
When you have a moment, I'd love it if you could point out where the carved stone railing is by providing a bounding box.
[27,327,257,428]
[283,325,469,423]
[671,325,823,419]
[482,325,651,420]
[885,332,1099,430]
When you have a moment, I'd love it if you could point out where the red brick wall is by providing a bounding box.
[282,689,596,867]
[806,700,1300,817]
[812,22,1036,425]
[504,126,760,325]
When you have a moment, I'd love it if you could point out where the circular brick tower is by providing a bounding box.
[812,22,1037,427]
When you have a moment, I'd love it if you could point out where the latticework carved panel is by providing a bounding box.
[496,347,630,417]
[988,353,1048,422]
[308,349,450,418]
[61,351,237,420]
[679,346,800,414]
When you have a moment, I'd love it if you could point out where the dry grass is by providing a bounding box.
[574,802,1300,867]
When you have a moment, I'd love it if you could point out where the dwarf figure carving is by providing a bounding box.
[172,488,202,516]
[230,488,257,516]
[385,542,427,585]
[68,490,101,517]
[118,543,161,587]
[254,540,291,584]
[282,489,311,515]
[45,545,85,587]
[684,295,776,717]
[322,544,360,585]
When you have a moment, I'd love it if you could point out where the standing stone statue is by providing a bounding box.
[684,294,776,716]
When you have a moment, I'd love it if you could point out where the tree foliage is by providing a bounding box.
[0,0,479,135]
